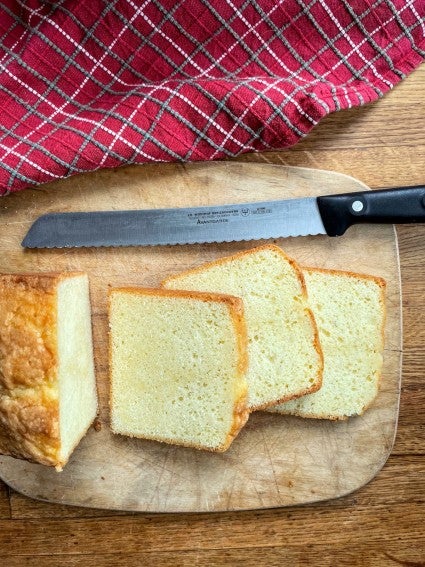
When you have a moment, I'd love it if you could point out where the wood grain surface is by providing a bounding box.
[0,62,424,564]
[0,163,401,512]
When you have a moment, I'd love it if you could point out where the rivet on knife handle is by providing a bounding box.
[317,185,425,237]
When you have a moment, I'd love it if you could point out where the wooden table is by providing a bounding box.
[1,63,424,565]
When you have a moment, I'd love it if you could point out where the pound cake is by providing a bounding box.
[109,287,249,452]
[270,267,386,419]
[162,244,323,410]
[0,273,98,470]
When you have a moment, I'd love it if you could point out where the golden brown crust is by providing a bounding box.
[219,391,249,452]
[0,395,60,466]
[220,290,249,379]
[301,265,387,290]
[0,275,58,390]
[110,285,244,306]
[220,295,250,450]
[160,244,291,288]
[0,273,84,468]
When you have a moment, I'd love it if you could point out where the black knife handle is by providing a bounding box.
[317,185,425,237]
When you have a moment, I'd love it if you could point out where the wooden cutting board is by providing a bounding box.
[0,162,401,513]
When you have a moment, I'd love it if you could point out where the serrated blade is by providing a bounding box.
[21,197,326,248]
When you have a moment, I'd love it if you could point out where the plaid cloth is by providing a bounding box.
[0,1,424,195]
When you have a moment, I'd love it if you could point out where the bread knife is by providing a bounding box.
[22,185,425,248]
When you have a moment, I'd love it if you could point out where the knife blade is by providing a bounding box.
[21,185,425,248]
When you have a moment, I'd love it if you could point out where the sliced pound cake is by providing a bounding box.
[0,273,98,470]
[269,267,386,420]
[162,245,323,411]
[109,287,249,452]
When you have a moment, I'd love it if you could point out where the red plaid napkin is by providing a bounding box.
[0,0,424,195]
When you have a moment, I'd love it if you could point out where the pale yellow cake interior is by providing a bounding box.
[271,268,385,419]
[109,290,248,451]
[163,246,322,410]
[57,275,98,462]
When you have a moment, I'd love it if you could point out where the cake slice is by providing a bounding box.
[0,273,98,470]
[269,267,386,419]
[162,245,323,410]
[109,287,249,452]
